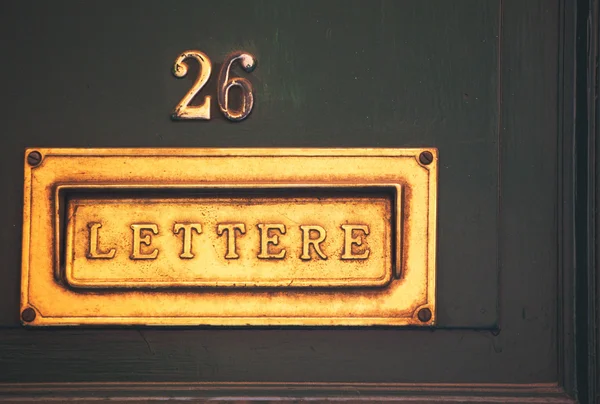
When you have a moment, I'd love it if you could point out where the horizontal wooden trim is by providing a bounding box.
[0,382,574,402]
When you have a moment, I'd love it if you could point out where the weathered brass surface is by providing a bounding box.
[171,50,213,120]
[66,194,392,289]
[217,51,257,121]
[21,148,437,326]
[171,50,256,121]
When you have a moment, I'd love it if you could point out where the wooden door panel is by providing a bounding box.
[0,0,586,402]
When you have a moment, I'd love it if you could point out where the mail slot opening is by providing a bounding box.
[55,186,399,290]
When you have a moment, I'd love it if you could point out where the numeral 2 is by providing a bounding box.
[171,50,257,122]
[171,50,212,120]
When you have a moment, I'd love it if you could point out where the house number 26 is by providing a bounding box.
[171,50,257,122]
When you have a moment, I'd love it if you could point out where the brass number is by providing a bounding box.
[171,50,256,122]
[171,50,212,120]
[217,52,257,121]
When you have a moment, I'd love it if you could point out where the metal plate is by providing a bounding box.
[21,148,437,326]
[65,194,394,289]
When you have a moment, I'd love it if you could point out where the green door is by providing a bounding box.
[0,1,597,402]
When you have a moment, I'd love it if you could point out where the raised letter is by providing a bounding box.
[217,223,246,259]
[173,223,202,259]
[341,224,370,260]
[300,225,327,260]
[130,224,159,260]
[257,224,286,259]
[87,222,116,259]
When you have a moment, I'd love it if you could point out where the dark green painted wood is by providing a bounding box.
[0,381,576,403]
[557,0,577,396]
[0,0,564,390]
[0,0,500,328]
[595,1,600,398]
[583,0,599,402]
[495,0,559,385]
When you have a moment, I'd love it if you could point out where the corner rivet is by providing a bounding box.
[27,151,42,167]
[418,151,433,165]
[21,307,36,322]
[417,307,432,322]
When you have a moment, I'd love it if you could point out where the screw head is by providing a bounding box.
[27,151,42,167]
[417,307,432,323]
[21,307,36,322]
[418,151,433,165]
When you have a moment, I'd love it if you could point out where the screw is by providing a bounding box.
[27,151,42,167]
[21,307,36,322]
[418,151,433,165]
[417,307,432,323]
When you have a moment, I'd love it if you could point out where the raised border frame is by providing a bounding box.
[21,148,437,327]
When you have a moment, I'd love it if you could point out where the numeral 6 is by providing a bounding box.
[171,50,256,122]
[217,52,256,121]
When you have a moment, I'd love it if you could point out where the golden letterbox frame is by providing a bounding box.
[21,148,437,326]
